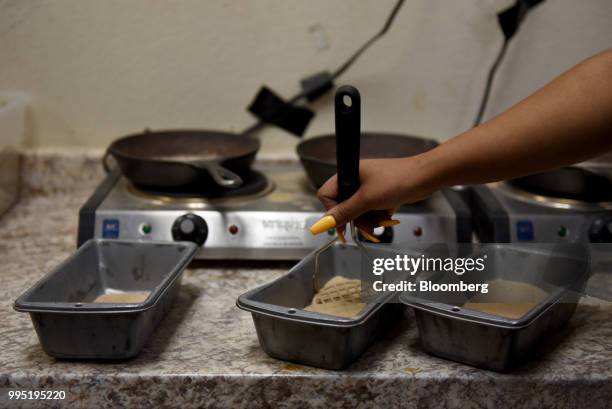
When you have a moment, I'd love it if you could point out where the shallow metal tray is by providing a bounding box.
[400,244,589,371]
[14,239,197,359]
[237,242,415,370]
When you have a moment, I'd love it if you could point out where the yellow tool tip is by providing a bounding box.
[309,215,337,235]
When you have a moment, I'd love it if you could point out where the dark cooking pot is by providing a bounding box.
[297,132,438,188]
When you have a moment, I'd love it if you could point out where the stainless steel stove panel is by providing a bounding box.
[87,163,461,259]
[488,182,612,242]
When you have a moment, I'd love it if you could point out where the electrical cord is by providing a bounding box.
[472,37,509,127]
[332,0,406,79]
[472,0,544,127]
[241,0,406,135]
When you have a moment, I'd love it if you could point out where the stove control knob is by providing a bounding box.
[589,214,612,243]
[172,213,208,246]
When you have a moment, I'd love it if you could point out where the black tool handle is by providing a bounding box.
[335,86,361,202]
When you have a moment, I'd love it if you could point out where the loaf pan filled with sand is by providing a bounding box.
[400,243,589,371]
[236,242,418,370]
[14,239,197,359]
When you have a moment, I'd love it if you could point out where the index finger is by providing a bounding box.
[316,174,339,211]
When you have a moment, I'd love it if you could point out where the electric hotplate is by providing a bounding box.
[470,182,612,243]
[78,162,472,260]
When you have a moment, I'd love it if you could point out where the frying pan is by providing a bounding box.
[106,130,260,190]
[297,132,438,188]
[508,167,612,202]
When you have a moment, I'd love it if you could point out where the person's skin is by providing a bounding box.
[310,48,612,237]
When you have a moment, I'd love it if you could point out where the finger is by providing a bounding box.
[354,210,393,231]
[358,228,381,243]
[337,228,346,243]
[316,174,339,211]
[326,192,370,227]
[379,219,401,227]
[310,192,370,235]
[354,217,378,233]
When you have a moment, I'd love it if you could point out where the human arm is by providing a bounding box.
[311,49,612,234]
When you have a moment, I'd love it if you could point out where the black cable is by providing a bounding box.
[473,0,545,127]
[241,0,406,135]
[473,37,509,128]
[332,0,406,79]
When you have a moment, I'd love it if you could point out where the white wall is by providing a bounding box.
[1,0,611,157]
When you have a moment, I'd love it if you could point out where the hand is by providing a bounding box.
[311,156,438,237]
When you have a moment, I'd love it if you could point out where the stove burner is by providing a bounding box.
[496,182,612,211]
[508,167,612,203]
[128,170,274,202]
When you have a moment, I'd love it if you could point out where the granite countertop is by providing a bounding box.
[1,153,612,408]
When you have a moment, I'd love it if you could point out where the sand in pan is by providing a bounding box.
[462,279,548,319]
[92,291,151,304]
[304,276,366,318]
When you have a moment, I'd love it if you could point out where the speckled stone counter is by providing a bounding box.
[1,153,612,408]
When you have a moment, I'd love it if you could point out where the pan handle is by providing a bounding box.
[196,162,244,188]
[102,149,114,173]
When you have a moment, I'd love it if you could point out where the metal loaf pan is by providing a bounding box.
[400,244,589,371]
[14,239,197,359]
[237,242,414,370]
